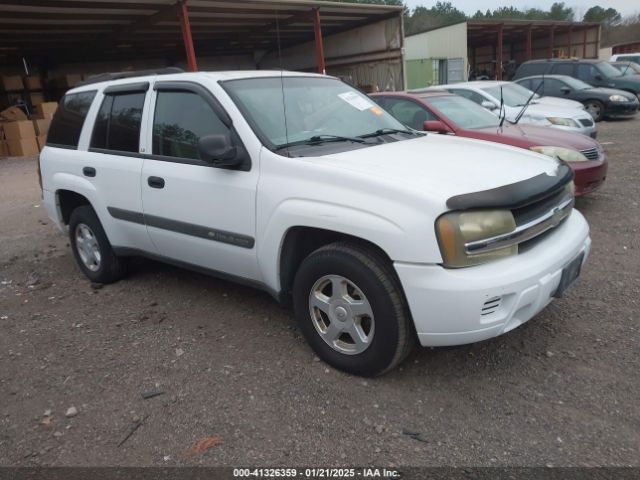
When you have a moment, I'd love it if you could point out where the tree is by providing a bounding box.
[583,7,622,26]
[547,2,574,21]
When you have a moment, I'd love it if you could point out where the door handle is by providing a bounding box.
[82,167,96,177]
[147,176,165,189]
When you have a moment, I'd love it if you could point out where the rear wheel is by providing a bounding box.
[584,100,604,122]
[292,242,414,376]
[69,205,125,284]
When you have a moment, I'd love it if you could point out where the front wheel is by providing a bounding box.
[69,205,125,284]
[584,100,604,122]
[292,242,414,376]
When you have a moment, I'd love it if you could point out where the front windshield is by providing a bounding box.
[559,76,593,90]
[427,95,500,129]
[597,62,623,78]
[222,76,409,149]
[615,63,640,75]
[482,83,535,107]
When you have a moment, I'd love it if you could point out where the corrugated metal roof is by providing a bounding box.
[0,0,401,66]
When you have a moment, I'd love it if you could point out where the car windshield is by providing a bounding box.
[614,62,640,76]
[222,76,411,151]
[482,83,535,107]
[597,62,623,78]
[557,76,593,90]
[426,95,500,129]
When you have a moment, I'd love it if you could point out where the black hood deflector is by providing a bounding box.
[446,162,574,210]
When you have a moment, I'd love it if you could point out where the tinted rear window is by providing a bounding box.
[514,62,548,79]
[47,91,96,148]
[91,92,145,153]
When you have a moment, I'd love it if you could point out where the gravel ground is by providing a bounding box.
[0,117,639,468]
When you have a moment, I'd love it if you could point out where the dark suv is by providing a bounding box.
[513,59,640,100]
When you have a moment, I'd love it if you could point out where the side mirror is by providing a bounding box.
[594,74,603,81]
[198,133,241,168]
[423,120,452,134]
[560,86,571,94]
[481,100,498,111]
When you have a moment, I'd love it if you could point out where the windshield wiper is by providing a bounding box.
[514,79,544,125]
[274,134,366,151]
[359,128,422,138]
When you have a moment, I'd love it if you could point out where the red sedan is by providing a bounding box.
[371,91,607,196]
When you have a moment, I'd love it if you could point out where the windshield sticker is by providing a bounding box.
[338,91,374,111]
[370,106,383,116]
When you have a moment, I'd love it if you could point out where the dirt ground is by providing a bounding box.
[1,118,639,468]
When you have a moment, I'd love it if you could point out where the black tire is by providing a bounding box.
[292,242,415,376]
[584,100,605,122]
[68,205,125,284]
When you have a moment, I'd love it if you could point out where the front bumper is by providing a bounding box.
[395,210,590,347]
[549,122,597,138]
[572,156,608,196]
[605,100,639,118]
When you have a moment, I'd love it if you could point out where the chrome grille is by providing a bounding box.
[580,147,599,160]
[579,118,594,127]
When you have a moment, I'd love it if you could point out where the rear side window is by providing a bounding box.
[515,63,547,79]
[91,92,145,153]
[152,91,229,160]
[47,91,96,148]
[552,63,574,76]
[449,88,486,106]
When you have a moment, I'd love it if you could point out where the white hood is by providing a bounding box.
[535,96,585,110]
[317,134,561,202]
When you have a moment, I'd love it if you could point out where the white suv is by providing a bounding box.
[40,69,591,376]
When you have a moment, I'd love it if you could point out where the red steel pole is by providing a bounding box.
[312,7,326,74]
[496,24,503,80]
[179,0,198,72]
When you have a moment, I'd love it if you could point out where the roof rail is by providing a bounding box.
[77,67,184,87]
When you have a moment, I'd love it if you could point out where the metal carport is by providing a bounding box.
[0,0,405,93]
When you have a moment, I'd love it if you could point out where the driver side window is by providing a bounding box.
[152,91,230,160]
[379,98,436,130]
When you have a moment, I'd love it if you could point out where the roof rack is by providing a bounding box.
[77,67,184,87]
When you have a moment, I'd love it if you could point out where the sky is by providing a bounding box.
[403,0,640,18]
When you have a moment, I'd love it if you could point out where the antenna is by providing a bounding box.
[499,85,505,127]
[275,10,290,156]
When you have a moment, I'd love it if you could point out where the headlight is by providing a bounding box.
[609,94,628,102]
[435,210,517,268]
[530,146,589,162]
[547,117,579,127]
[525,116,552,126]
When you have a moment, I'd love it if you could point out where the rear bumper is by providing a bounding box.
[571,156,608,196]
[395,210,590,347]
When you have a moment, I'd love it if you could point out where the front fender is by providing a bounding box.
[257,198,440,293]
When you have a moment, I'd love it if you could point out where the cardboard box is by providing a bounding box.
[29,92,45,105]
[32,118,51,136]
[2,75,24,91]
[7,138,39,156]
[0,140,8,157]
[37,135,47,151]
[0,106,28,122]
[23,75,43,90]
[59,74,82,88]
[33,102,58,119]
[3,120,36,140]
